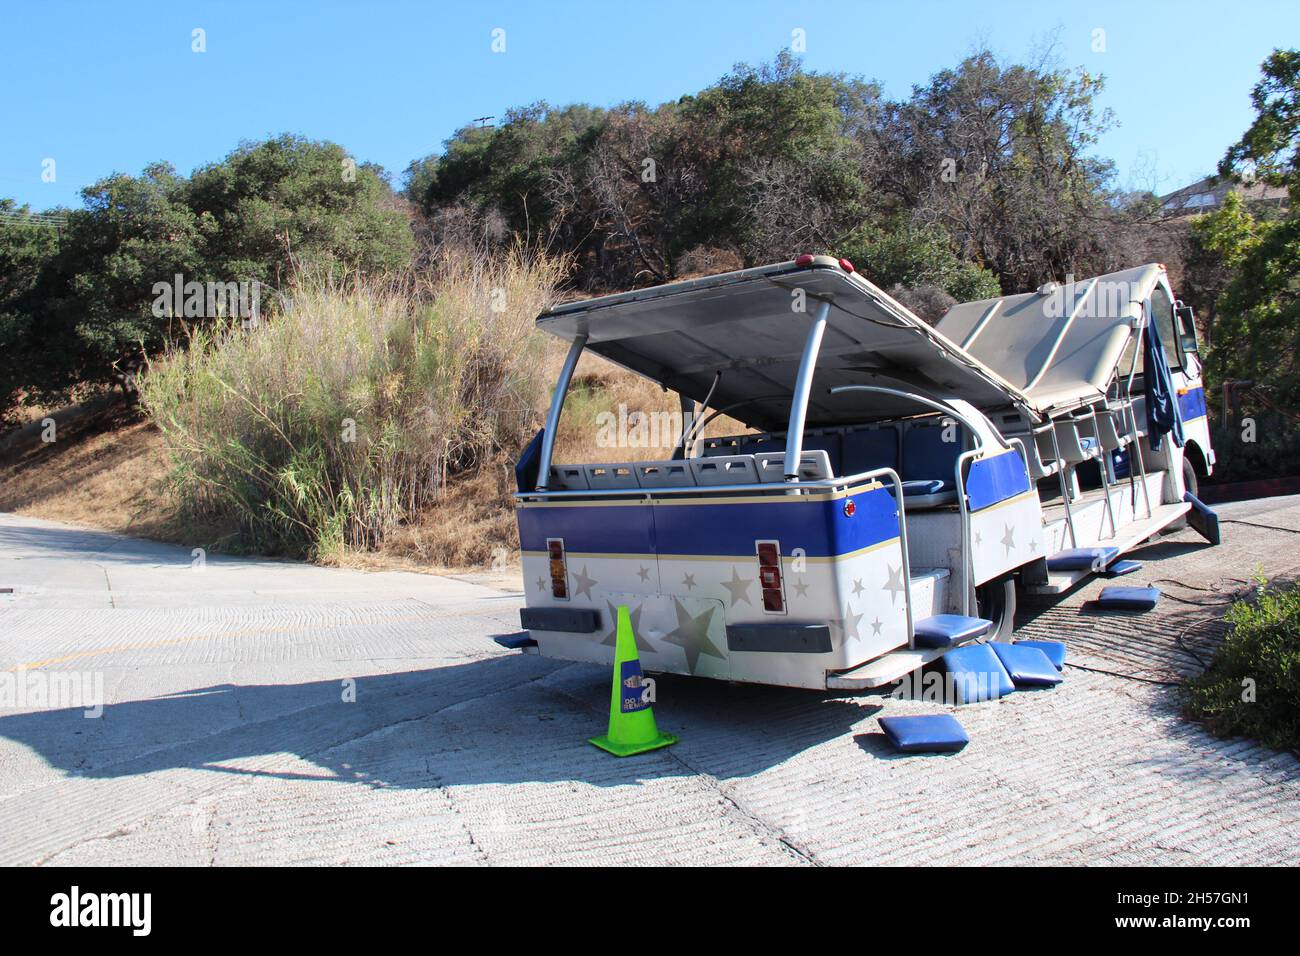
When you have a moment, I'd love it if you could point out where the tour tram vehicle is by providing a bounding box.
[507,255,1218,690]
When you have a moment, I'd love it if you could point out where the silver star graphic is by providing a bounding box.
[637,565,650,583]
[793,577,809,597]
[974,530,983,546]
[1000,523,1016,556]
[829,602,864,648]
[1029,537,1039,553]
[852,577,865,597]
[572,564,597,600]
[682,572,697,591]
[883,564,905,605]
[721,567,754,606]
[870,617,883,636]
[598,600,655,653]
[535,576,546,593]
[662,597,724,673]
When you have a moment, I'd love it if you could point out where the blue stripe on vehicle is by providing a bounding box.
[965,449,1032,512]
[1178,385,1207,421]
[517,485,899,558]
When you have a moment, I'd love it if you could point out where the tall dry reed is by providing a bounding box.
[140,246,565,559]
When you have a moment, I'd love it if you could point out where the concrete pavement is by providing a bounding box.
[1,502,1298,866]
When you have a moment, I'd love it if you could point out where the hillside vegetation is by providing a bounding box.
[1,47,1298,566]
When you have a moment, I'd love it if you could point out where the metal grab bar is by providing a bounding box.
[827,385,986,450]
[829,383,1005,620]
[954,447,981,617]
[784,300,831,478]
[1046,421,1078,548]
[1069,405,1119,539]
[535,334,587,490]
[516,468,889,500]
[515,465,916,645]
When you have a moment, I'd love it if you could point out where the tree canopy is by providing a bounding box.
[405,50,1124,298]
[1195,49,1300,408]
[1,136,412,419]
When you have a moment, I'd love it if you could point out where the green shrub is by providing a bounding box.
[139,247,565,560]
[836,221,1002,303]
[1182,581,1300,750]
[1208,414,1300,484]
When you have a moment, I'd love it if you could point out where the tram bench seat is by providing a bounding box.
[691,451,836,485]
[703,419,966,508]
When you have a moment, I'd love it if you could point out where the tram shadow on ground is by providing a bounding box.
[0,654,880,790]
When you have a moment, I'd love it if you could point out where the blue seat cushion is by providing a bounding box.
[1079,435,1100,452]
[1047,546,1120,571]
[913,614,992,649]
[1014,639,1066,670]
[1097,585,1160,610]
[991,642,1063,687]
[942,643,1015,703]
[902,479,948,496]
[878,714,969,753]
[1103,559,1143,577]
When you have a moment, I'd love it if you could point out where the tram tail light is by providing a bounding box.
[756,539,787,615]
[547,538,569,600]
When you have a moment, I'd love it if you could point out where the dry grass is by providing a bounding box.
[0,399,177,537]
[0,355,757,573]
[2,262,755,573]
[139,248,567,560]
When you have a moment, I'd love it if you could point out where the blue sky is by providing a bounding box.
[2,0,1294,211]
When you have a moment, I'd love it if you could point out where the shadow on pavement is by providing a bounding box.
[0,654,878,789]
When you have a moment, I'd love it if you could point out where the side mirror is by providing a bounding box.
[1175,302,1199,354]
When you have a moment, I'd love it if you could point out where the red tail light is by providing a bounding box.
[794,254,814,267]
[548,538,569,600]
[756,539,787,614]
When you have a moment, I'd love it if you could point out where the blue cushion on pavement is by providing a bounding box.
[1047,546,1119,571]
[991,642,1063,687]
[1097,585,1160,610]
[942,642,1015,703]
[1014,639,1066,670]
[1103,559,1143,577]
[878,714,969,753]
[913,614,992,649]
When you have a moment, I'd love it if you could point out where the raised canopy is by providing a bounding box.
[537,257,1031,432]
[934,264,1165,417]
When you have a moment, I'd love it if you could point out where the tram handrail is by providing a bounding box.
[515,465,916,645]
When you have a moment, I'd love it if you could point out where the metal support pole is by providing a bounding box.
[1085,408,1119,539]
[677,393,697,458]
[1123,312,1154,519]
[955,448,981,617]
[535,334,587,490]
[1048,423,1078,548]
[784,299,831,479]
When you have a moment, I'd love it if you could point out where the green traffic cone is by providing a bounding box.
[588,605,679,757]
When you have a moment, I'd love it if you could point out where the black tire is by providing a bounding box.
[1183,456,1199,499]
[976,575,1017,642]
[1164,457,1198,532]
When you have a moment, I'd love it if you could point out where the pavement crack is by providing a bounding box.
[98,564,116,609]
[664,748,824,867]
